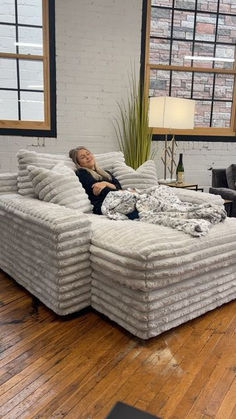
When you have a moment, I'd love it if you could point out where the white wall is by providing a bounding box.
[0,0,142,172]
[154,140,236,190]
[0,0,235,190]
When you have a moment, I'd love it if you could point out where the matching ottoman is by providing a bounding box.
[90,216,236,339]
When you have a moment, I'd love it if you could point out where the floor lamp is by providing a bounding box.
[149,96,195,181]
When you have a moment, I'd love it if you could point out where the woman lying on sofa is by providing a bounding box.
[69,146,226,237]
[69,146,139,220]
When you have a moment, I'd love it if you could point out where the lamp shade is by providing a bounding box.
[149,96,195,129]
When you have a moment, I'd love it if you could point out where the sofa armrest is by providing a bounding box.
[171,187,224,206]
[0,172,18,194]
[0,195,92,315]
[209,187,236,201]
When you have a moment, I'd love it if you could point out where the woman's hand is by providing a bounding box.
[92,181,116,196]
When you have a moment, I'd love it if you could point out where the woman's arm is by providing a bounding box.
[76,169,119,197]
[92,181,116,196]
[109,172,122,190]
[75,169,95,194]
[92,171,121,196]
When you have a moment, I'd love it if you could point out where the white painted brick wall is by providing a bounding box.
[153,140,236,191]
[0,0,235,191]
[0,0,142,171]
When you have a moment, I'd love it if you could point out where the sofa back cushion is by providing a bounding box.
[17,150,75,196]
[17,149,125,196]
[0,173,18,193]
[27,164,93,212]
[226,164,236,190]
[95,151,125,171]
[211,168,228,188]
[112,160,158,191]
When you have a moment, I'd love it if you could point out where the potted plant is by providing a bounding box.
[114,74,153,169]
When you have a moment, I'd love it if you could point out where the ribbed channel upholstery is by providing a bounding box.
[0,195,92,315]
[0,173,17,193]
[0,188,235,339]
[89,216,236,339]
[16,149,125,196]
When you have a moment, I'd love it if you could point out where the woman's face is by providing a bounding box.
[77,148,95,170]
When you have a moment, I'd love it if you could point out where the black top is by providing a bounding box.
[75,168,122,214]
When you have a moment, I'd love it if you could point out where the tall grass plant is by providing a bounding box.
[114,74,153,169]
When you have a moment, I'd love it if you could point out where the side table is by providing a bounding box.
[161,181,204,192]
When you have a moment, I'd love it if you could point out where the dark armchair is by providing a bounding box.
[209,166,236,217]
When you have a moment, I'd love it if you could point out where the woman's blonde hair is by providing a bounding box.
[69,146,111,181]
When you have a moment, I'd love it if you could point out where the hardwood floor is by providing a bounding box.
[0,270,235,419]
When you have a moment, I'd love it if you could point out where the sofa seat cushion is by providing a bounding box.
[89,215,236,338]
[172,187,224,206]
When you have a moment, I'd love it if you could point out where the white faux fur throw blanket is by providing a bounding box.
[101,185,226,237]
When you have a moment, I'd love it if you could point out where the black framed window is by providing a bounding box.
[144,0,236,138]
[0,0,56,137]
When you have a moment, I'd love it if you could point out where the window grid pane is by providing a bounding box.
[175,0,196,11]
[214,74,234,100]
[0,0,45,123]
[219,0,236,14]
[20,91,44,121]
[148,69,234,128]
[0,0,15,23]
[171,40,193,66]
[171,71,192,98]
[195,13,216,42]
[194,100,212,127]
[196,0,218,13]
[17,0,42,26]
[150,38,170,65]
[19,59,44,90]
[0,23,16,52]
[212,101,232,127]
[151,0,172,7]
[148,1,236,129]
[0,89,18,119]
[173,10,194,40]
[149,69,170,97]
[18,26,43,55]
[217,14,236,43]
[0,58,17,88]
[151,7,172,38]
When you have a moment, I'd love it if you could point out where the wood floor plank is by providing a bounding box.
[140,304,231,416]
[185,317,236,419]
[228,398,236,419]
[19,328,132,418]
[1,323,116,417]
[0,306,84,368]
[207,372,236,419]
[0,311,99,384]
[0,271,235,419]
[0,314,102,402]
[152,304,236,418]
[91,326,194,419]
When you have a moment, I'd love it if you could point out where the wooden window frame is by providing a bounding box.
[0,0,56,137]
[143,0,236,139]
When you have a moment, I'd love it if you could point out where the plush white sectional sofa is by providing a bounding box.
[0,150,235,339]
